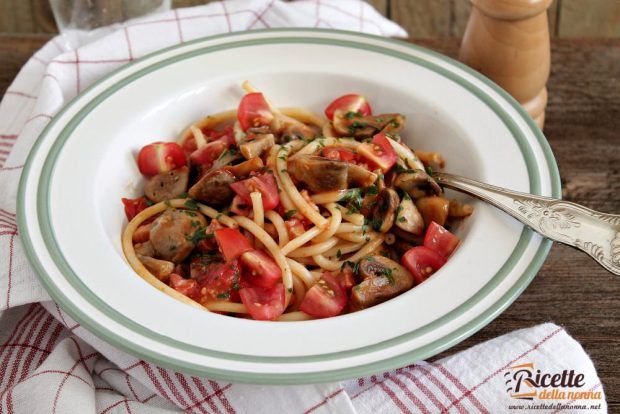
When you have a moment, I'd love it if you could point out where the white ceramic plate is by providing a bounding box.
[18,29,560,384]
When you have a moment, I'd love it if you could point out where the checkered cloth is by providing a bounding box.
[0,1,607,413]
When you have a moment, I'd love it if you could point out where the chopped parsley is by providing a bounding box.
[287,287,294,293]
[186,228,214,244]
[184,199,199,211]
[283,209,298,220]
[365,184,379,195]
[344,111,362,119]
[382,268,395,285]
[340,188,363,214]
[398,216,407,222]
[145,199,155,206]
[216,292,230,300]
[336,249,342,259]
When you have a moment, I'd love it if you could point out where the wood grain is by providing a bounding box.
[1,0,619,38]
[0,35,619,407]
[391,0,452,38]
[559,0,620,38]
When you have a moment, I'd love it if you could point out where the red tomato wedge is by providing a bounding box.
[300,273,347,318]
[121,197,150,221]
[214,228,253,261]
[321,146,357,162]
[189,140,228,167]
[229,173,280,211]
[191,258,241,302]
[424,222,460,258]
[357,132,397,173]
[240,249,282,288]
[239,283,285,321]
[401,246,447,285]
[237,93,273,131]
[169,273,200,299]
[324,94,372,120]
[137,142,186,176]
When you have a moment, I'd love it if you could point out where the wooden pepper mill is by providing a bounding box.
[459,0,552,128]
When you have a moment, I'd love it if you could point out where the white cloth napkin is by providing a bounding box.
[0,1,607,413]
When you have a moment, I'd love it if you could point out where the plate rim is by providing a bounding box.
[18,28,561,384]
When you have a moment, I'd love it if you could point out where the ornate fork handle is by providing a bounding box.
[434,172,620,276]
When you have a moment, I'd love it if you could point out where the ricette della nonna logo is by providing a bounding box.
[504,363,601,401]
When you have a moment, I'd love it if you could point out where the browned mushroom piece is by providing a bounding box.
[188,169,236,206]
[394,169,442,200]
[332,113,405,138]
[144,166,189,203]
[281,121,320,142]
[134,241,155,257]
[137,254,174,282]
[349,256,414,311]
[392,227,424,245]
[149,208,207,263]
[370,188,399,233]
[416,196,450,227]
[395,194,425,235]
[288,155,349,192]
[239,134,275,160]
[224,156,264,178]
[347,163,377,188]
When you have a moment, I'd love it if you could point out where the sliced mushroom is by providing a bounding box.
[350,255,414,311]
[448,199,474,218]
[138,254,174,282]
[134,241,155,257]
[144,166,189,203]
[281,121,319,141]
[416,196,450,227]
[239,134,275,159]
[333,113,405,138]
[188,169,236,206]
[415,150,445,171]
[150,208,207,263]
[224,156,264,178]
[370,188,399,233]
[395,194,424,235]
[394,169,442,200]
[392,227,424,245]
[347,163,377,188]
[288,155,348,192]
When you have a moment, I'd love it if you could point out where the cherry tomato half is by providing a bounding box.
[357,132,397,173]
[324,94,372,120]
[121,197,150,221]
[230,173,280,211]
[240,249,282,288]
[401,246,446,285]
[191,258,241,302]
[237,93,273,131]
[137,141,186,176]
[300,272,347,318]
[321,146,357,162]
[214,228,253,261]
[169,273,200,300]
[189,140,228,167]
[239,283,285,321]
[423,221,460,258]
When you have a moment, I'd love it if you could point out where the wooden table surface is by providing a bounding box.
[1,34,619,407]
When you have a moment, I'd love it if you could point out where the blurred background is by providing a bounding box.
[1,0,619,38]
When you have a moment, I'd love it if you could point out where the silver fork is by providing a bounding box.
[434,172,620,275]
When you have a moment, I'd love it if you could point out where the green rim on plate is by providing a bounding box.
[18,29,561,384]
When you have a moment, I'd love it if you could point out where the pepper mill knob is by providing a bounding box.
[459,0,552,128]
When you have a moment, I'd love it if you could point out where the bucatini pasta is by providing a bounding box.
[121,83,473,321]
